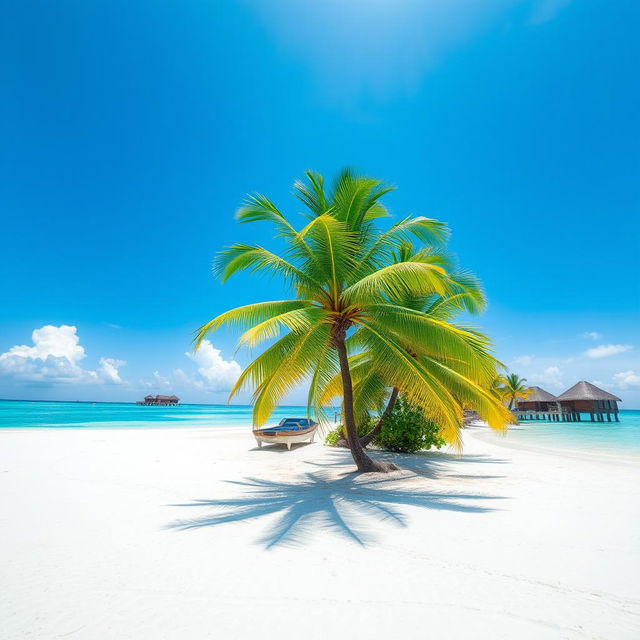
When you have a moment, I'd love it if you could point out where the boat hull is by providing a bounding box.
[253,425,317,450]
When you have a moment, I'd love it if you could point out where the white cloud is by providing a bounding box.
[585,344,633,359]
[613,371,640,390]
[513,355,533,366]
[97,358,126,384]
[153,371,171,388]
[0,325,125,385]
[582,331,601,341]
[530,366,564,390]
[2,325,86,364]
[186,340,242,392]
[142,342,242,396]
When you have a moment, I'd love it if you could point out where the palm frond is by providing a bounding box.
[293,170,328,217]
[331,170,394,229]
[307,337,340,428]
[236,194,296,234]
[342,261,450,304]
[228,330,304,401]
[213,244,324,292]
[236,194,319,265]
[238,306,327,348]
[251,324,333,425]
[194,300,313,350]
[361,304,498,385]
[352,368,389,425]
[355,321,464,445]
[298,214,359,301]
[420,355,513,433]
[357,216,450,275]
[424,271,486,318]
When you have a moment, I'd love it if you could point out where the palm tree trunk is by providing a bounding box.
[359,387,399,447]
[334,387,398,449]
[334,334,398,473]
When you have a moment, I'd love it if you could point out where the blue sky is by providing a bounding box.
[1,0,639,406]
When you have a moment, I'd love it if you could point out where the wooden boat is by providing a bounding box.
[253,418,318,450]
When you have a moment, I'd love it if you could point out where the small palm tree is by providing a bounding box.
[195,170,511,473]
[498,373,531,409]
[320,243,506,448]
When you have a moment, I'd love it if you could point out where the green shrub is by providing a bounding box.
[325,398,446,454]
[324,419,372,446]
[373,397,446,453]
[324,426,344,446]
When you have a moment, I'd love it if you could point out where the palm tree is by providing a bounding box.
[320,243,506,447]
[498,373,531,409]
[195,170,512,473]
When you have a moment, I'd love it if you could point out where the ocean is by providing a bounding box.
[0,400,328,430]
[1,400,639,457]
[493,410,640,457]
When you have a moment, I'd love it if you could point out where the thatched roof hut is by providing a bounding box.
[525,386,557,402]
[556,381,621,402]
[556,381,620,416]
[516,386,557,411]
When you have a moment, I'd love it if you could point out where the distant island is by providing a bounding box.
[136,394,179,406]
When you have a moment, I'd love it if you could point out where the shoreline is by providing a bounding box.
[2,419,638,464]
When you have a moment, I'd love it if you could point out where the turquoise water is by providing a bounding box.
[1,400,638,457]
[0,400,328,430]
[499,410,640,457]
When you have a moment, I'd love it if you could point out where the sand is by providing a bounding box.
[0,423,639,639]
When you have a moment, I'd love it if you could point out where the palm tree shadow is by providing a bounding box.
[168,469,505,548]
[304,448,510,478]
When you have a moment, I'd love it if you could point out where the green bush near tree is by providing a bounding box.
[325,397,447,454]
[324,419,372,447]
[372,397,446,453]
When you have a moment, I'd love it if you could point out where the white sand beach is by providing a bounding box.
[1,425,639,639]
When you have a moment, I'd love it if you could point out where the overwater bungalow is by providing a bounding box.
[516,386,557,412]
[136,394,180,406]
[555,381,620,422]
[515,381,621,423]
